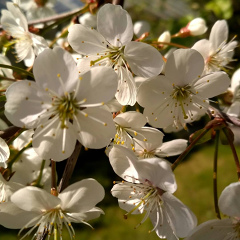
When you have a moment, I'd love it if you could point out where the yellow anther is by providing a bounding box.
[132,147,135,151]
[104,123,107,126]
[79,76,82,80]
[45,88,48,91]
[85,113,88,117]
[143,138,147,142]
[101,102,104,105]
[62,150,65,153]
[134,131,137,136]
[28,82,31,86]
[121,141,124,145]
[25,97,28,100]
[57,74,61,77]
[82,41,84,43]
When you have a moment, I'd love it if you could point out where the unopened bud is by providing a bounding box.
[79,12,97,28]
[158,31,171,49]
[178,18,207,37]
[133,20,150,38]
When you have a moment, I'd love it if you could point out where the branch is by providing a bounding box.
[58,141,82,192]
[112,0,124,7]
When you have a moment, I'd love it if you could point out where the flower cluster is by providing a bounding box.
[0,1,239,240]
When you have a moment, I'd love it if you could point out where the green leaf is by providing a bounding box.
[189,128,213,145]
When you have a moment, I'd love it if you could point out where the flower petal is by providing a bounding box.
[185,219,233,240]
[59,178,104,213]
[218,181,240,217]
[124,41,164,77]
[97,4,133,46]
[74,107,115,149]
[162,192,197,238]
[165,49,204,86]
[68,24,108,55]
[5,80,51,128]
[11,186,60,212]
[76,66,117,105]
[209,20,228,51]
[33,47,79,95]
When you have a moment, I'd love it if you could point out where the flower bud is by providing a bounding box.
[79,12,97,28]
[158,31,171,49]
[133,20,150,38]
[178,18,207,37]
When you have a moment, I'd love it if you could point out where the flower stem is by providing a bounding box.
[213,130,221,219]
[172,128,210,171]
[51,160,58,196]
[58,141,82,192]
[33,160,46,188]
[0,64,34,78]
[151,41,189,49]
[222,128,240,181]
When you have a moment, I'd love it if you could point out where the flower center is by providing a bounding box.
[90,45,125,69]
[171,84,193,119]
[52,93,79,129]
[20,208,75,240]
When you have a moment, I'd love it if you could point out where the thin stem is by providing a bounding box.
[8,140,32,169]
[112,0,125,6]
[0,64,34,78]
[58,141,82,192]
[34,160,46,188]
[51,160,58,196]
[151,41,189,49]
[222,128,240,181]
[54,222,57,240]
[172,128,211,171]
[0,76,18,82]
[213,130,221,219]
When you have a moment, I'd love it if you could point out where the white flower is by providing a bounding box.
[10,130,51,189]
[0,54,14,90]
[1,2,48,67]
[5,47,117,161]
[17,0,56,21]
[133,20,150,38]
[110,145,197,240]
[137,49,230,130]
[192,20,238,74]
[113,111,164,149]
[68,4,164,106]
[185,182,240,240]
[134,138,188,159]
[0,178,105,239]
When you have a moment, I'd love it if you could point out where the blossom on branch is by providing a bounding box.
[5,47,118,161]
[68,4,164,106]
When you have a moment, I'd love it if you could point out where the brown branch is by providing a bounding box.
[0,126,21,141]
[112,0,124,7]
[58,141,82,192]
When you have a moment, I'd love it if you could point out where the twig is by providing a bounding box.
[213,130,221,219]
[0,126,21,141]
[58,141,82,192]
[112,0,125,6]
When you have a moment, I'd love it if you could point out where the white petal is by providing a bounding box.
[185,219,233,240]
[33,47,79,95]
[0,137,10,163]
[192,39,213,61]
[11,186,60,212]
[137,158,177,193]
[155,139,188,157]
[165,49,204,86]
[12,129,34,150]
[5,80,51,128]
[32,118,77,161]
[193,71,230,98]
[162,192,197,238]
[0,202,39,229]
[109,145,140,182]
[69,207,104,222]
[68,24,108,55]
[76,66,117,105]
[23,47,35,67]
[97,4,133,46]
[219,182,240,217]
[74,107,115,149]
[114,111,147,128]
[209,20,228,51]
[59,178,104,213]
[115,67,137,106]
[124,41,164,77]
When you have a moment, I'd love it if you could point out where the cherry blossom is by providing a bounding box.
[110,145,197,240]
[192,20,238,74]
[1,2,48,67]
[68,4,164,106]
[185,182,240,240]
[5,47,117,161]
[137,48,230,130]
[0,178,105,240]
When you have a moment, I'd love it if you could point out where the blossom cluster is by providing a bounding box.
[0,1,239,240]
